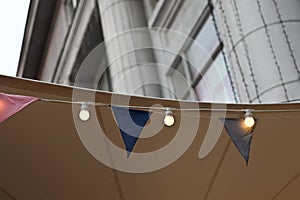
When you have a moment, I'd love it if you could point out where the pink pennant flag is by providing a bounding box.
[0,93,39,123]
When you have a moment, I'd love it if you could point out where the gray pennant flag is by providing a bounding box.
[220,118,256,166]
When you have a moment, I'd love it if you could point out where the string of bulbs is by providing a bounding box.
[78,103,254,127]
[39,98,300,128]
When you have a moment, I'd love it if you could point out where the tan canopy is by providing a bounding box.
[0,75,299,200]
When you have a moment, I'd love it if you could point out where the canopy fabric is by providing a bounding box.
[0,75,299,200]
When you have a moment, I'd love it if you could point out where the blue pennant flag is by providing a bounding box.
[220,118,256,166]
[112,106,152,157]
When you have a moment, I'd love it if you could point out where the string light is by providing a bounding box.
[38,98,300,120]
[164,107,175,127]
[243,109,255,128]
[79,103,90,121]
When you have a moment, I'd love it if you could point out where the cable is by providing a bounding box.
[209,1,240,103]
[230,0,261,103]
[39,97,300,113]
[256,0,290,102]
[217,0,252,102]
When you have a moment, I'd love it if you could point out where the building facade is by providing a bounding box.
[18,0,300,103]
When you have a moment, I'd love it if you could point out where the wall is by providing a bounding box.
[213,0,300,103]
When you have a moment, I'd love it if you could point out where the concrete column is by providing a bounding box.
[97,0,162,97]
[213,0,300,103]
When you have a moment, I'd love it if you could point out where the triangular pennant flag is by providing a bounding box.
[0,93,39,123]
[112,106,152,157]
[220,118,256,165]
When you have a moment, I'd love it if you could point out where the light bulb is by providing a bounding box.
[79,104,90,121]
[244,116,255,128]
[164,108,175,127]
[243,109,255,128]
[164,114,175,127]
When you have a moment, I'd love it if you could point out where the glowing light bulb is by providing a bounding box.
[244,116,255,128]
[79,104,90,121]
[243,109,255,128]
[164,108,175,127]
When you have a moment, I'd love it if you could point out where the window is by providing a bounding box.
[167,14,236,103]
[194,54,235,102]
[69,4,111,91]
[167,55,196,101]
[185,15,219,77]
[167,59,193,99]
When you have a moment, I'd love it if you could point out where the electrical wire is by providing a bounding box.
[40,97,300,114]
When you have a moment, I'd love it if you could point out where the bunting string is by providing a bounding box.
[0,93,298,118]
[39,98,300,113]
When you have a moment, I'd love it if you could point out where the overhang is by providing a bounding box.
[0,75,299,199]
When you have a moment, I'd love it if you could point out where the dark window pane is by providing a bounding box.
[69,5,111,91]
